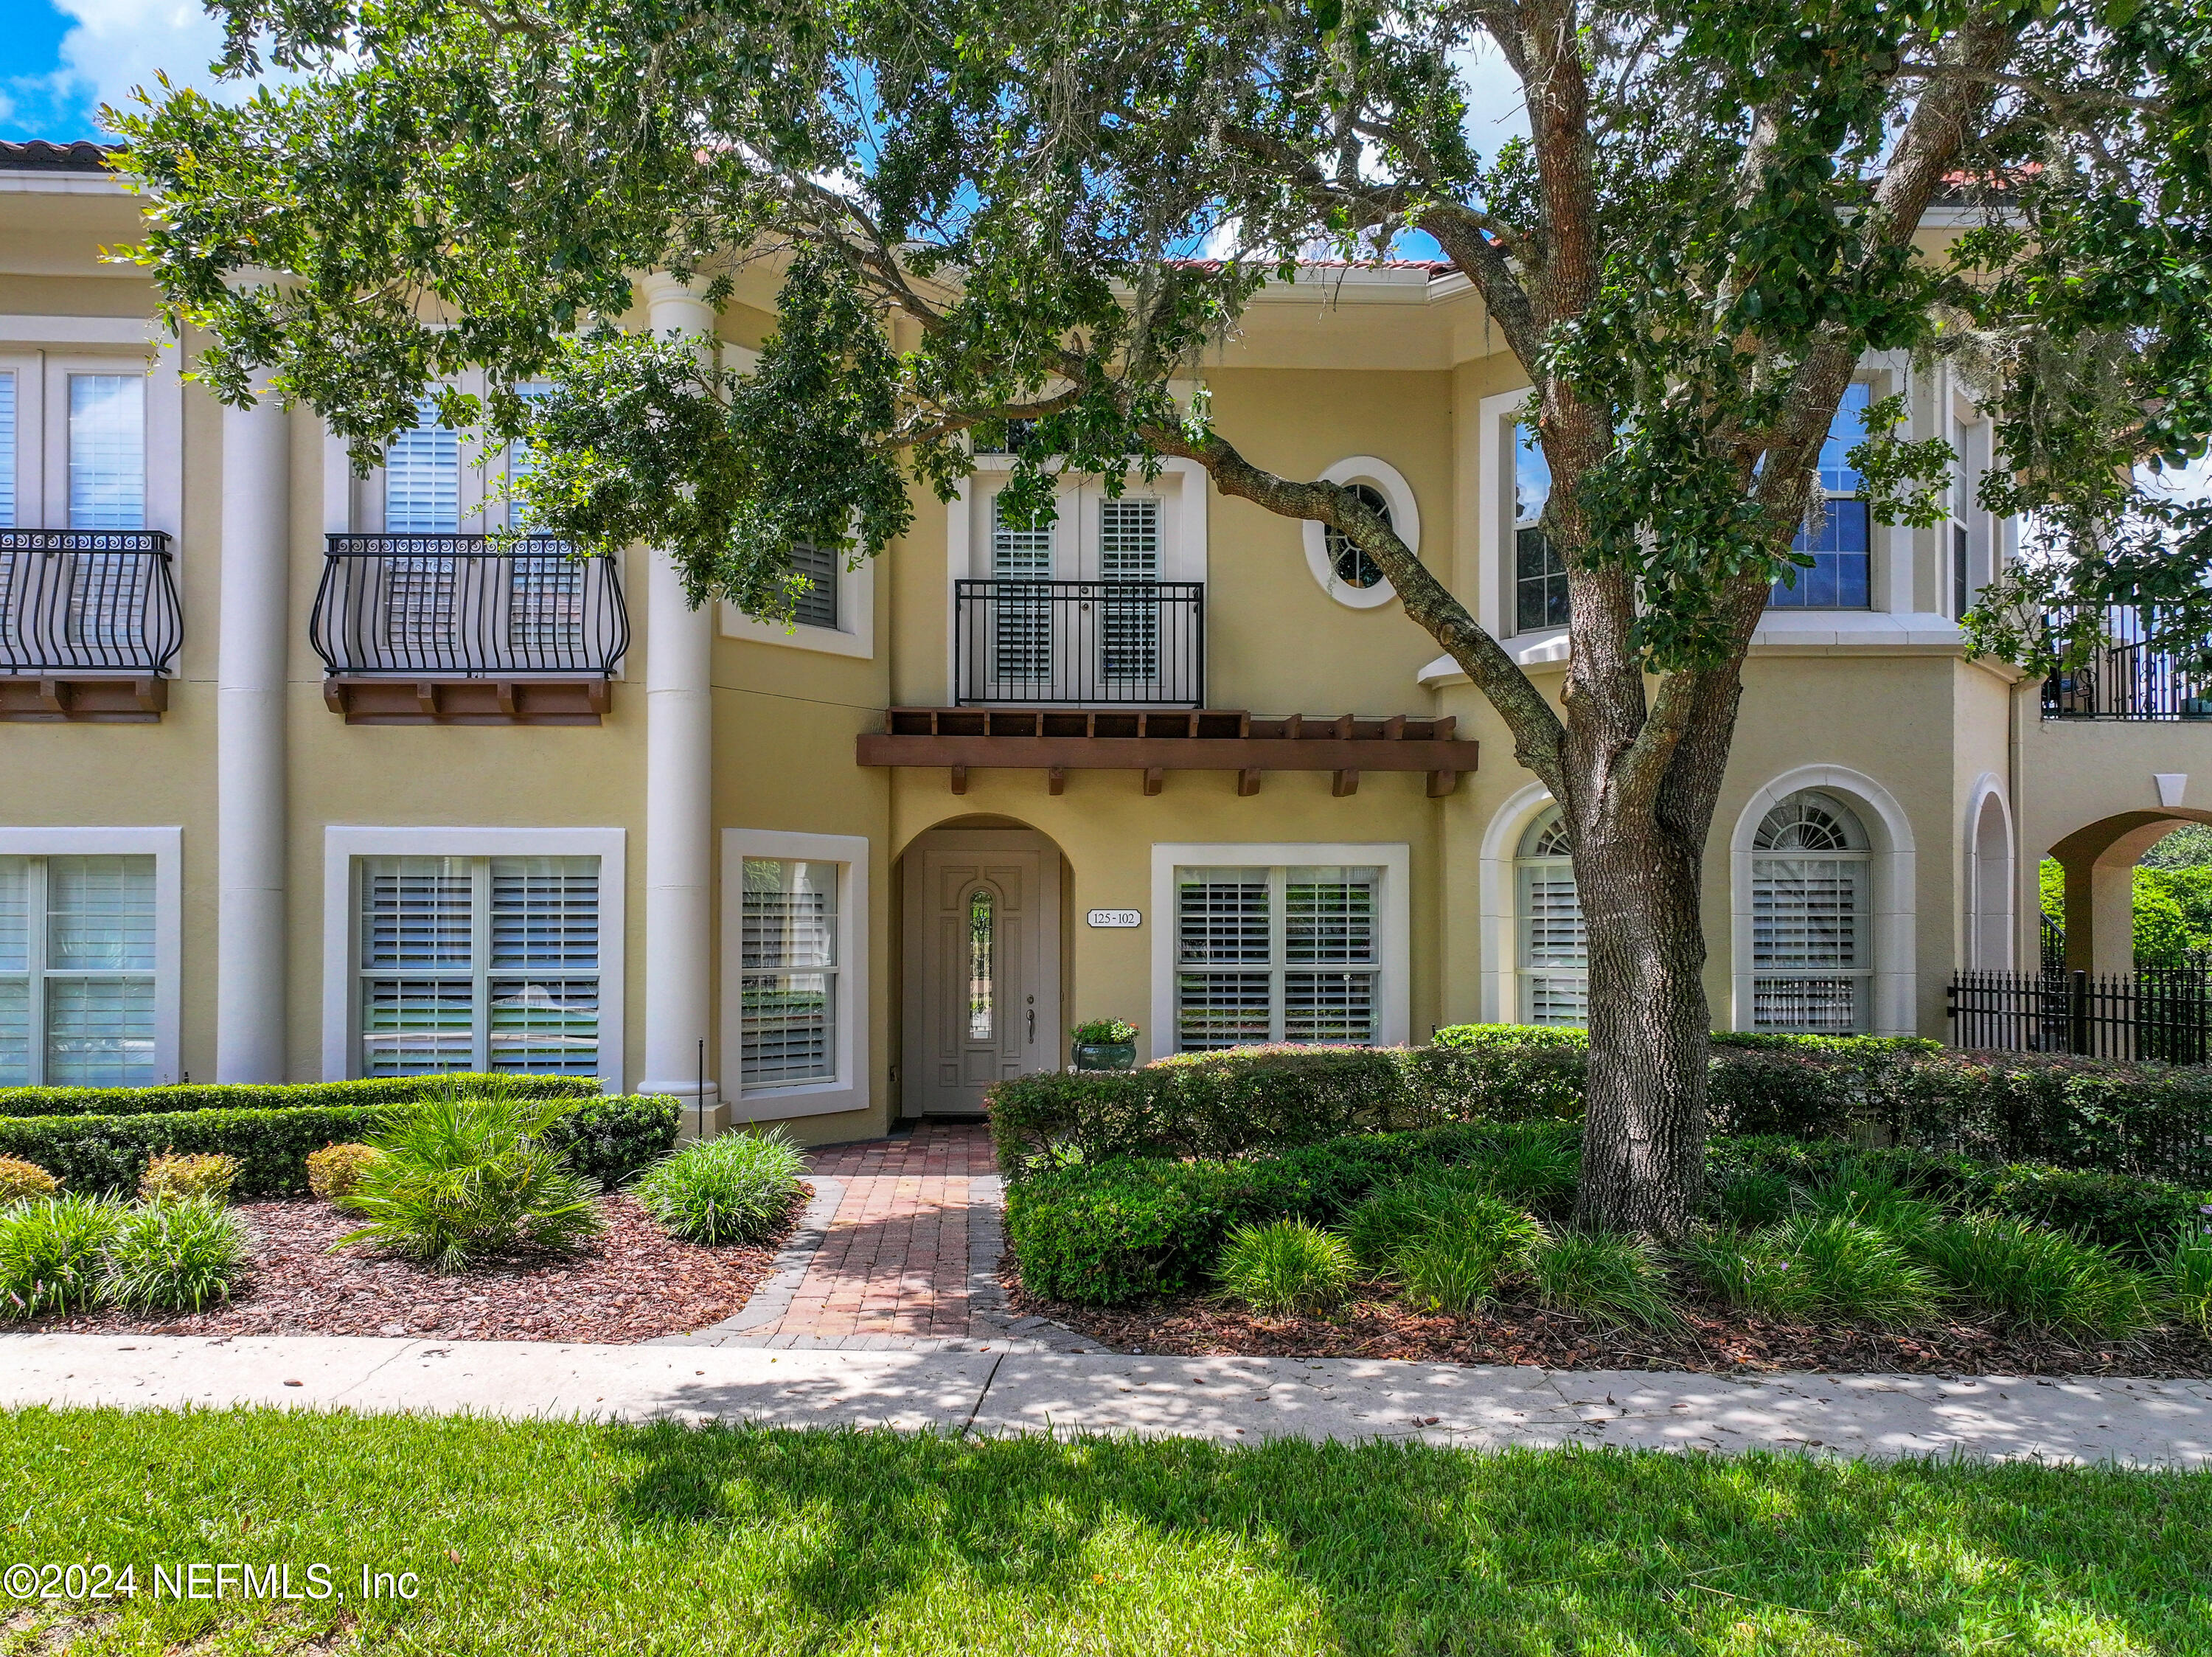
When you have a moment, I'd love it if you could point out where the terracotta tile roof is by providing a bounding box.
[0,139,119,173]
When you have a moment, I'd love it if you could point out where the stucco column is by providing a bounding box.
[636,274,721,1122]
[215,388,291,1081]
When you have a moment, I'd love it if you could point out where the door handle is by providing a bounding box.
[1027,1006,1036,1043]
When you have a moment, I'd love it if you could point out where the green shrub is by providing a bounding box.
[1526,1229,1680,1330]
[100,1197,249,1312]
[0,1074,602,1120]
[2171,1225,2212,1335]
[1678,1228,1820,1321]
[1916,1215,2156,1338]
[1462,1119,1581,1216]
[334,1093,605,1272]
[137,1151,241,1206]
[1214,1220,1355,1314]
[0,1094,678,1200]
[1803,1161,1944,1244]
[1707,1172,1795,1230]
[0,1195,122,1317]
[1341,1173,1498,1271]
[633,1130,807,1245]
[1764,1215,1944,1328]
[1395,1203,1543,1316]
[0,1155,59,1203]
[305,1142,383,1202]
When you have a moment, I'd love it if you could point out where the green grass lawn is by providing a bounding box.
[3,1408,2209,1656]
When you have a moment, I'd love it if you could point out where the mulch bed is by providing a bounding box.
[35,1189,807,1345]
[1006,1271,2212,1379]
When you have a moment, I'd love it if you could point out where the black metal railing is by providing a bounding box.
[2042,603,2212,720]
[2041,915,2067,975]
[311,535,629,678]
[953,579,1203,706]
[0,530,181,675]
[1949,967,2212,1063]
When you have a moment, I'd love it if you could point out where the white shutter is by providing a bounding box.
[740,858,838,1087]
[362,858,473,966]
[1178,871,1270,964]
[1284,971,1376,1043]
[0,369,15,527]
[41,855,156,1086]
[384,400,461,532]
[1285,868,1376,964]
[1176,971,1273,1051]
[0,857,27,1085]
[67,375,145,530]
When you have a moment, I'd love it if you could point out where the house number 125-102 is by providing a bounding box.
[1085,909,1141,928]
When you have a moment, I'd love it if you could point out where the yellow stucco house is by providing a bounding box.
[1,136,2201,1141]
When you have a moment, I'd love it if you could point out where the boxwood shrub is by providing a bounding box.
[0,1074,603,1121]
[0,1094,679,1199]
[1007,1125,2212,1306]
[990,1027,2212,1187]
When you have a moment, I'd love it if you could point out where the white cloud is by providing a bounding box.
[40,0,239,132]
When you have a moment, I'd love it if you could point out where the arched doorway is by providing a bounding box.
[1967,782,2015,970]
[898,823,1064,1116]
[2046,807,2212,975]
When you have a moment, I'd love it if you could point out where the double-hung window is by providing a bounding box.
[357,855,601,1074]
[1750,791,1872,1032]
[1770,383,1872,609]
[738,858,838,1090]
[1513,421,1568,631]
[990,493,1054,684]
[1175,865,1380,1049]
[0,854,157,1086]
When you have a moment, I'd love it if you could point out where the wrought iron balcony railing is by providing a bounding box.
[2042,603,2212,720]
[953,578,1204,707]
[0,530,181,676]
[311,535,630,679]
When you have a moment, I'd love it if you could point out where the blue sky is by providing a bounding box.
[0,0,232,142]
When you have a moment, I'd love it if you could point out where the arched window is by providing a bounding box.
[1516,807,1586,1024]
[1751,790,1871,1031]
[1323,482,1392,590]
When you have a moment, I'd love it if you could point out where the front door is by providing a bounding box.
[902,829,1062,1115]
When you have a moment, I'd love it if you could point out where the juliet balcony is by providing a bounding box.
[310,535,630,725]
[953,578,1206,707]
[0,530,182,721]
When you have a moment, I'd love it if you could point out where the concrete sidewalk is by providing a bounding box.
[5,1333,2211,1466]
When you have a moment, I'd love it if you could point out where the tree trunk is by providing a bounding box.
[1571,812,1713,1239]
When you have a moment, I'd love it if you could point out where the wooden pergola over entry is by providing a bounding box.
[857,709,1478,796]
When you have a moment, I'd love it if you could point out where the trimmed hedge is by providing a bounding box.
[1006,1125,2212,1305]
[0,1074,603,1120]
[990,1027,2212,1187]
[0,1094,679,1198]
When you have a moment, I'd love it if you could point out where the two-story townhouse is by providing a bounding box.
[2,136,2202,1140]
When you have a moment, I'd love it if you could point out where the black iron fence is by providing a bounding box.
[2042,602,2212,720]
[953,579,1204,706]
[0,529,182,675]
[1949,967,2212,1063]
[311,535,629,678]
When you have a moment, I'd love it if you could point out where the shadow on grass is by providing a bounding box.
[602,1420,2212,1652]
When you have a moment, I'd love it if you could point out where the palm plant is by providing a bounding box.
[333,1087,602,1273]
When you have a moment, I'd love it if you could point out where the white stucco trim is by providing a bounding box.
[1729,766,1917,1036]
[1476,784,1559,1026]
[320,827,627,1090]
[719,552,875,658]
[0,826,184,1085]
[0,316,160,346]
[720,827,872,1122]
[1148,841,1412,1059]
[1964,771,2016,972]
[1300,456,1422,609]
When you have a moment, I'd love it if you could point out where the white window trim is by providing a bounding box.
[1299,456,1422,611]
[321,827,627,1089]
[1964,771,2016,972]
[1476,387,1554,648]
[719,551,876,659]
[721,827,871,1119]
[1149,841,1411,1060]
[1477,782,1559,1024]
[0,826,184,1085]
[0,338,182,535]
[1729,767,1916,1036]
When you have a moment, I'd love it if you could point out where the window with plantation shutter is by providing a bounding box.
[68,375,145,530]
[991,492,1054,682]
[1750,791,1871,1032]
[1175,865,1380,1049]
[0,853,157,1086]
[739,858,838,1090]
[1099,497,1161,680]
[385,399,461,532]
[357,854,600,1074]
[1515,807,1587,1024]
[789,541,840,631]
[0,369,15,527]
